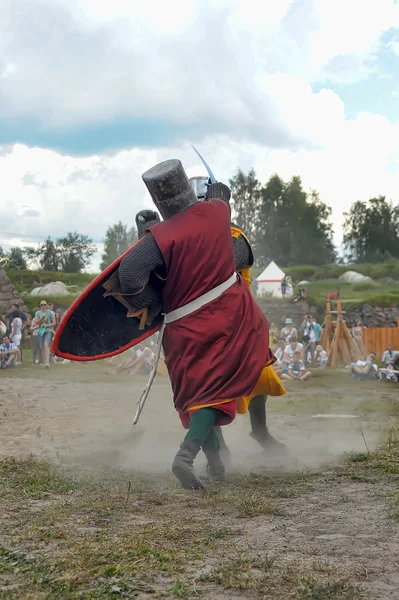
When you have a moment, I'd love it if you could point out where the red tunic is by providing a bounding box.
[149,199,273,426]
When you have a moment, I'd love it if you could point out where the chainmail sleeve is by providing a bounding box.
[233,234,254,271]
[118,233,164,294]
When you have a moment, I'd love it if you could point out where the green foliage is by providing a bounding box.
[304,279,399,309]
[229,170,336,266]
[283,261,399,282]
[6,269,95,294]
[23,232,97,273]
[1,246,27,269]
[100,221,138,271]
[343,196,399,263]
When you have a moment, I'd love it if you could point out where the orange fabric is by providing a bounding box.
[237,361,286,414]
[187,398,235,412]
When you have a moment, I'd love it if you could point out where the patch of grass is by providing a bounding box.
[338,429,399,482]
[167,579,200,597]
[0,456,77,499]
[296,576,363,599]
[202,554,274,590]
[237,492,284,518]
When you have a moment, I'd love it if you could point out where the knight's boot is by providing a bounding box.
[203,449,226,483]
[249,395,287,455]
[172,441,205,490]
[249,428,288,454]
[216,426,232,469]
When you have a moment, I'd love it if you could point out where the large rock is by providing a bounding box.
[339,271,374,284]
[30,281,70,297]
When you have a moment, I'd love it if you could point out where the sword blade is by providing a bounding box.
[191,145,217,184]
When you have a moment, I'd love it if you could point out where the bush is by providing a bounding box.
[6,269,96,295]
[352,281,378,291]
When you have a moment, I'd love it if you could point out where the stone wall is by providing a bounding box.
[345,305,399,328]
[0,268,25,312]
[257,298,317,330]
[257,297,399,330]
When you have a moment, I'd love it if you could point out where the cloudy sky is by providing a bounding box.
[1,0,399,270]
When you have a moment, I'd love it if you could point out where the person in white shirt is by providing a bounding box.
[10,309,23,364]
[351,353,378,380]
[381,345,399,367]
[273,338,287,375]
[284,337,304,362]
[112,342,155,376]
[315,345,328,368]
[280,318,298,343]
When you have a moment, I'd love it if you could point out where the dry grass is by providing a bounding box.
[1,367,398,599]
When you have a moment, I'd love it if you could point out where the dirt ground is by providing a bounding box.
[0,361,398,599]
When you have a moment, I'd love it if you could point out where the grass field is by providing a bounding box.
[1,363,398,599]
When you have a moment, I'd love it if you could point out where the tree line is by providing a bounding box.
[1,170,398,273]
[230,169,399,266]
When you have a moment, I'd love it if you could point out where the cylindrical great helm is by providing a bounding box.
[142,159,198,220]
[135,209,161,239]
[189,176,209,200]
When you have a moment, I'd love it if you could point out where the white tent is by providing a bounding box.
[256,261,286,297]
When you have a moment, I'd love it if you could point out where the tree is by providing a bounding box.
[34,238,60,271]
[100,222,138,271]
[57,232,97,273]
[231,169,336,267]
[4,247,27,270]
[229,169,261,241]
[0,246,5,266]
[343,196,399,263]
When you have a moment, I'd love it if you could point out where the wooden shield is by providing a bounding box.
[52,242,164,362]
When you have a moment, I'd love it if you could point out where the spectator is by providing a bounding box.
[312,316,322,343]
[281,277,287,298]
[33,300,55,369]
[273,337,287,376]
[351,352,377,380]
[269,321,279,349]
[381,344,399,368]
[0,335,18,368]
[280,318,298,343]
[5,303,27,334]
[282,350,312,381]
[9,309,23,364]
[0,315,7,338]
[315,345,328,368]
[133,342,155,374]
[111,347,139,375]
[48,303,62,333]
[30,308,43,364]
[285,275,293,297]
[284,336,304,362]
[351,320,365,357]
[301,314,316,367]
[378,363,399,383]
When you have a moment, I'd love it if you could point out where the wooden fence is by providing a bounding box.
[363,318,399,358]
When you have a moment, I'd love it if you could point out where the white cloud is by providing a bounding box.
[1,1,399,271]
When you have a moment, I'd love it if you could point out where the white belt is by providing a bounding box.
[165,272,237,324]
[133,272,237,426]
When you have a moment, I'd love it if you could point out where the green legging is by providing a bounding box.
[184,407,221,453]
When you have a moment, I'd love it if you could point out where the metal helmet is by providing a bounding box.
[142,159,198,220]
[135,209,161,239]
[189,176,210,200]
